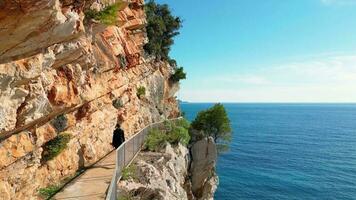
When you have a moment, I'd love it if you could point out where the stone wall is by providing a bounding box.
[0,0,180,199]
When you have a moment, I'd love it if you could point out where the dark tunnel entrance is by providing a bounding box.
[112,125,125,149]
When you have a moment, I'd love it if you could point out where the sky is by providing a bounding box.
[156,0,356,103]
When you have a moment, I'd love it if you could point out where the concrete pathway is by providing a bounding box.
[54,151,116,200]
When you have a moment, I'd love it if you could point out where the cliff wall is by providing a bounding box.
[0,0,179,199]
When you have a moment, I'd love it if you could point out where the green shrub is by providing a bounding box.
[121,165,137,181]
[175,118,190,130]
[42,133,71,162]
[170,67,186,82]
[144,119,190,151]
[144,1,181,61]
[167,126,190,146]
[112,98,123,109]
[137,86,146,98]
[85,3,123,25]
[38,185,61,199]
[51,114,67,133]
[144,128,167,152]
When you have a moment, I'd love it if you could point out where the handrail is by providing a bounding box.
[105,117,182,200]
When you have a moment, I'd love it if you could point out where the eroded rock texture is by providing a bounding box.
[190,137,219,200]
[0,0,180,199]
[118,143,191,200]
[118,138,219,200]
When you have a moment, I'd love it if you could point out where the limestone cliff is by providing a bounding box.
[0,0,180,199]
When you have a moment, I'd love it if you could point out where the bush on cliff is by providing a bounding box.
[38,185,61,199]
[136,86,146,98]
[145,128,167,151]
[144,0,181,61]
[191,103,232,144]
[144,119,190,151]
[85,3,123,25]
[170,67,186,82]
[121,164,137,181]
[42,133,71,162]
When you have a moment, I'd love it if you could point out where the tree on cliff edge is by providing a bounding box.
[191,104,232,145]
[144,0,181,63]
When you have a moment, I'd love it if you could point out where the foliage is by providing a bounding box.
[42,133,71,162]
[136,86,146,98]
[174,118,190,130]
[144,119,190,151]
[38,185,61,199]
[112,98,123,109]
[51,114,67,133]
[170,67,186,82]
[121,164,137,181]
[144,0,182,61]
[144,128,167,152]
[167,126,190,146]
[85,3,122,25]
[191,103,232,143]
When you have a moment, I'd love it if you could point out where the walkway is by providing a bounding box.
[54,118,181,200]
[53,151,116,200]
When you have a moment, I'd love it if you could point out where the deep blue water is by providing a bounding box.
[180,103,356,200]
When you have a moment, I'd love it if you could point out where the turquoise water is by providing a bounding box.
[180,103,356,200]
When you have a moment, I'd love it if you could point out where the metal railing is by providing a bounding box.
[106,117,182,200]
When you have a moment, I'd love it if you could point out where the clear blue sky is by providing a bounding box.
[156,0,356,102]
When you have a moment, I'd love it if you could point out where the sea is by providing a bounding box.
[180,103,356,200]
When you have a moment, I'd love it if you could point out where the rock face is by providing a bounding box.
[118,143,190,200]
[190,137,219,200]
[118,138,219,200]
[0,0,180,199]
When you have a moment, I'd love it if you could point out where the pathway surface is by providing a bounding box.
[54,151,116,200]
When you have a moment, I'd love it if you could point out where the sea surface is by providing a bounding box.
[180,103,356,200]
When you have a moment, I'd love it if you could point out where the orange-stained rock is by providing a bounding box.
[0,0,181,199]
[0,132,34,169]
[35,124,57,146]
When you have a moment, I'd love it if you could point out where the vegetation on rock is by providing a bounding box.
[144,0,181,62]
[42,133,71,162]
[85,3,123,25]
[191,103,232,144]
[121,164,137,181]
[38,184,61,199]
[144,119,190,151]
[170,67,186,82]
[113,98,124,109]
[137,86,146,98]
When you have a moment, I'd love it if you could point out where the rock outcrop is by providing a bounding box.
[118,143,190,200]
[0,0,180,199]
[190,137,219,200]
[118,138,219,200]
